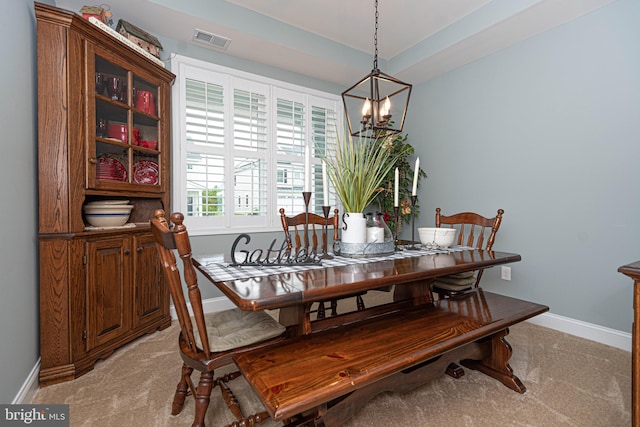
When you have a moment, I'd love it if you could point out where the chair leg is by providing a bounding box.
[172,363,194,416]
[218,371,272,427]
[224,411,271,427]
[217,371,243,420]
[330,299,338,316]
[192,371,214,427]
[317,301,326,319]
[356,295,365,311]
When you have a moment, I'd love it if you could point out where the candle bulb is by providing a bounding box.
[322,160,329,206]
[412,157,420,196]
[304,147,311,192]
[394,167,399,207]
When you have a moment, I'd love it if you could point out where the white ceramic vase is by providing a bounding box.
[341,212,367,244]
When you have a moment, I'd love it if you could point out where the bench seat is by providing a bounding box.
[234,289,548,424]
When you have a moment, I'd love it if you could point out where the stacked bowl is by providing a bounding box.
[84,200,134,227]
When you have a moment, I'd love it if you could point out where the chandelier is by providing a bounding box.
[342,0,412,138]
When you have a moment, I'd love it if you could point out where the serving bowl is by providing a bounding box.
[417,227,456,248]
[84,204,134,227]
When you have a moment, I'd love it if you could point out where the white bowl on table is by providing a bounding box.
[417,227,456,248]
[83,204,134,227]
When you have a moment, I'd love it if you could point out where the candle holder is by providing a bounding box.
[321,205,334,259]
[406,195,420,250]
[302,191,312,259]
[393,206,401,251]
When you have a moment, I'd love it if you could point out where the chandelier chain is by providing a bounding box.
[373,0,379,70]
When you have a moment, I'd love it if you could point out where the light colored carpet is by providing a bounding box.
[33,293,632,427]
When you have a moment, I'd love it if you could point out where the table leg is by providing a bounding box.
[279,303,313,335]
[393,278,435,305]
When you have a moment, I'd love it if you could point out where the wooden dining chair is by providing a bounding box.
[150,210,287,427]
[431,208,504,299]
[279,207,366,318]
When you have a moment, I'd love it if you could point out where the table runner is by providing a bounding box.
[197,246,473,283]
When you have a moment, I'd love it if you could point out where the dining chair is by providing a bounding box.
[151,210,287,427]
[431,208,504,299]
[279,207,366,318]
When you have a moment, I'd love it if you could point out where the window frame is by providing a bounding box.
[170,54,343,235]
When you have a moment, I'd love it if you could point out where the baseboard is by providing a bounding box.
[21,299,631,404]
[526,312,631,352]
[169,295,236,319]
[14,358,40,404]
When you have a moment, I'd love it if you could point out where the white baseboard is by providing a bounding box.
[20,300,631,404]
[526,312,631,352]
[14,358,40,404]
[169,296,236,319]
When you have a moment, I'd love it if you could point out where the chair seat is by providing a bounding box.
[193,308,286,352]
[432,271,477,291]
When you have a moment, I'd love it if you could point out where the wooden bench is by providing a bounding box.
[234,289,548,426]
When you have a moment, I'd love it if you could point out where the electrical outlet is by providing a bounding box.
[501,266,511,281]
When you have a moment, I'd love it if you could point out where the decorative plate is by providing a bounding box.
[133,160,159,185]
[97,154,127,181]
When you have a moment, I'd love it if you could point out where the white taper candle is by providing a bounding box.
[304,147,311,192]
[322,160,329,206]
[394,167,399,207]
[412,157,420,196]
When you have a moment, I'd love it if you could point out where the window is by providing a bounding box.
[171,55,342,234]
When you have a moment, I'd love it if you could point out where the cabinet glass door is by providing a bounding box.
[90,49,163,190]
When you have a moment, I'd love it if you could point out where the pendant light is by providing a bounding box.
[342,0,412,138]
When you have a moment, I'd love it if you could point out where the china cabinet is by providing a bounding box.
[36,3,175,385]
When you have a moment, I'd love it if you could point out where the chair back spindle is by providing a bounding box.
[279,208,339,255]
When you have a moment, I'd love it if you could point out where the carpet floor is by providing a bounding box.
[33,294,632,427]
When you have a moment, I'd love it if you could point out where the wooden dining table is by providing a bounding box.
[193,246,522,335]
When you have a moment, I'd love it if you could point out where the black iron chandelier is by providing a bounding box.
[342,0,412,138]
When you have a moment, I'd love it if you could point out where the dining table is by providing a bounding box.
[192,245,522,335]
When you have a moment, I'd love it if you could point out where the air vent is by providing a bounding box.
[192,29,231,50]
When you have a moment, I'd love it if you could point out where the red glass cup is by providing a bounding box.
[135,90,156,115]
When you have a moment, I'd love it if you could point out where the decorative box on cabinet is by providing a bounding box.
[36,3,175,386]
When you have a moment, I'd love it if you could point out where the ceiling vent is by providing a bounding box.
[192,29,231,50]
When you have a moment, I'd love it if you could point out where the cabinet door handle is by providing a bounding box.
[137,247,143,253]
[124,249,130,255]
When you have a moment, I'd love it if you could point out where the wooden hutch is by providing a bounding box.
[35,3,175,385]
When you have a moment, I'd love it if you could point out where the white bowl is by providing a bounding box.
[83,204,134,215]
[417,227,457,248]
[85,199,130,206]
[85,213,131,227]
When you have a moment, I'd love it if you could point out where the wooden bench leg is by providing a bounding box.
[445,362,465,378]
[460,328,526,394]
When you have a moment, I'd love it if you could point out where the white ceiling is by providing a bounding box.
[55,0,616,87]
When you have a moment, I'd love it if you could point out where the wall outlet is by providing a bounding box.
[501,266,511,281]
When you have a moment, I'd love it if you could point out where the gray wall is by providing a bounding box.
[406,0,639,333]
[0,0,50,403]
[2,0,637,404]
